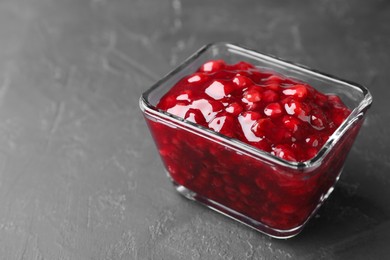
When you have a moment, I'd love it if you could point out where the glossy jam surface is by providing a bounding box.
[157,60,351,162]
[146,59,358,235]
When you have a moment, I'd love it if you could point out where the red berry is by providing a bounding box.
[242,111,262,121]
[175,89,193,102]
[279,204,297,214]
[306,147,319,159]
[213,70,236,80]
[208,114,236,138]
[314,92,328,106]
[283,98,311,122]
[238,183,252,196]
[262,89,279,102]
[205,80,234,100]
[225,102,243,116]
[255,177,267,190]
[199,60,225,73]
[232,75,253,89]
[282,115,301,133]
[222,175,234,185]
[310,108,328,130]
[271,127,293,144]
[264,102,283,118]
[331,107,350,127]
[211,177,224,188]
[327,94,344,108]
[264,75,284,90]
[238,112,263,142]
[184,108,207,126]
[243,86,262,102]
[187,72,209,84]
[272,145,297,162]
[244,101,262,111]
[233,61,255,70]
[248,70,265,83]
[251,118,275,138]
[282,84,308,99]
[305,135,322,148]
[251,139,272,152]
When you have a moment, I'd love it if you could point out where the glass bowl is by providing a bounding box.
[139,43,372,238]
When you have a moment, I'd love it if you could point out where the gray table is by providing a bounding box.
[0,0,389,259]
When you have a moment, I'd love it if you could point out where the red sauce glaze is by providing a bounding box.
[157,60,351,162]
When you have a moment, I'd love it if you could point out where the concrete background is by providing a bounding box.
[0,0,389,259]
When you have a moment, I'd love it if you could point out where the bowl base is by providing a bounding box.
[171,180,306,239]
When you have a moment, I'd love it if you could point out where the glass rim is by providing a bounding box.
[140,42,373,170]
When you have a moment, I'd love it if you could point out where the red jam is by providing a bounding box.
[147,60,356,232]
[157,60,351,162]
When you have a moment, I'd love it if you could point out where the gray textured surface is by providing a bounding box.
[0,0,389,259]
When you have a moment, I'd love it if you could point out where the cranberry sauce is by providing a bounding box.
[157,60,351,162]
[146,60,356,232]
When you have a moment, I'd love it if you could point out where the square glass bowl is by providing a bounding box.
[139,43,372,238]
